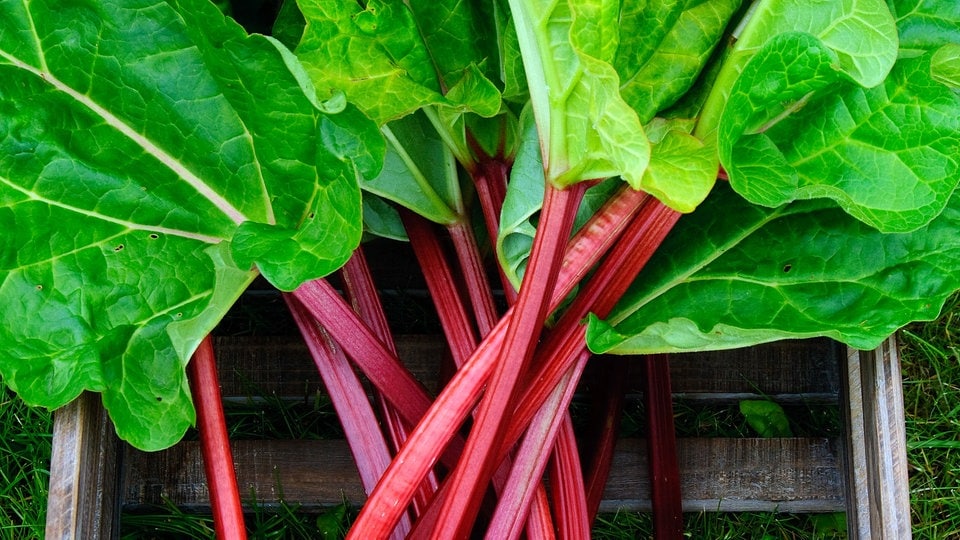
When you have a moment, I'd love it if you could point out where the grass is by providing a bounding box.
[899,292,960,539]
[0,386,52,540]
[2,292,960,538]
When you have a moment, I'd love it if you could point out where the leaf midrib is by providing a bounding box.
[0,50,250,227]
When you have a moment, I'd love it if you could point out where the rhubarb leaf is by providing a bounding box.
[617,0,741,123]
[698,0,897,138]
[0,0,371,449]
[294,0,501,125]
[506,0,652,196]
[932,43,960,91]
[586,183,960,355]
[893,0,960,56]
[719,35,960,232]
[363,113,463,225]
[641,125,718,214]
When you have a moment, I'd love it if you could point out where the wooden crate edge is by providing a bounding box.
[843,335,912,540]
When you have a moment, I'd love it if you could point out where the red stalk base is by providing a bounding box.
[645,354,683,539]
[188,336,247,540]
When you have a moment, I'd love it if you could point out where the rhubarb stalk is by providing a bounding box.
[431,182,587,538]
[188,336,247,540]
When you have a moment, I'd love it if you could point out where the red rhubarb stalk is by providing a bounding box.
[291,279,436,428]
[401,210,480,365]
[582,360,629,521]
[447,219,500,337]
[470,157,518,305]
[549,413,591,540]
[506,199,681,448]
[285,295,411,540]
[347,186,650,538]
[339,249,440,511]
[188,336,247,540]
[486,358,588,539]
[431,182,586,538]
[401,210,554,536]
[645,354,683,539]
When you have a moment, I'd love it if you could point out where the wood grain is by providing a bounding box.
[120,436,846,514]
[45,392,121,540]
[843,336,912,539]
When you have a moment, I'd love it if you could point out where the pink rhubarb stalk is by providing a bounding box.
[645,354,683,539]
[431,182,587,538]
[188,336,247,540]
[347,186,652,538]
[285,294,412,539]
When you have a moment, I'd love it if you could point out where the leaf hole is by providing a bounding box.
[156,396,163,402]
[114,244,124,252]
[782,264,792,273]
[149,233,159,240]
[175,312,183,319]
[35,285,42,291]
[308,212,315,219]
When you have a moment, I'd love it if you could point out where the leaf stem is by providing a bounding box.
[284,294,412,539]
[188,336,247,540]
[645,354,683,539]
[431,182,586,538]
[346,185,648,538]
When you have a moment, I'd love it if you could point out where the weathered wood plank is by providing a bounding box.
[843,337,912,539]
[121,437,844,514]
[599,437,844,514]
[211,336,841,401]
[45,392,121,540]
[121,439,366,512]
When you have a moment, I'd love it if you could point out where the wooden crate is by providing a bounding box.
[44,335,911,539]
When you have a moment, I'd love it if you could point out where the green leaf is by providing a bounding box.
[361,194,408,241]
[737,0,897,87]
[719,35,960,232]
[506,0,651,192]
[641,121,719,214]
[587,182,960,355]
[740,400,793,438]
[403,0,501,91]
[617,0,742,123]
[932,43,960,91]
[892,0,960,56]
[362,112,463,225]
[0,0,370,449]
[294,0,501,125]
[697,0,898,137]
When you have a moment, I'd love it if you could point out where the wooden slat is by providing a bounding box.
[121,440,366,512]
[212,336,842,401]
[45,392,121,540]
[843,337,912,539]
[121,436,844,514]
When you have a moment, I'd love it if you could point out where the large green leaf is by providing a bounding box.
[0,0,373,449]
[892,0,960,56]
[617,0,742,123]
[697,0,898,137]
[586,182,960,355]
[719,34,960,232]
[506,0,652,195]
[294,0,501,127]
